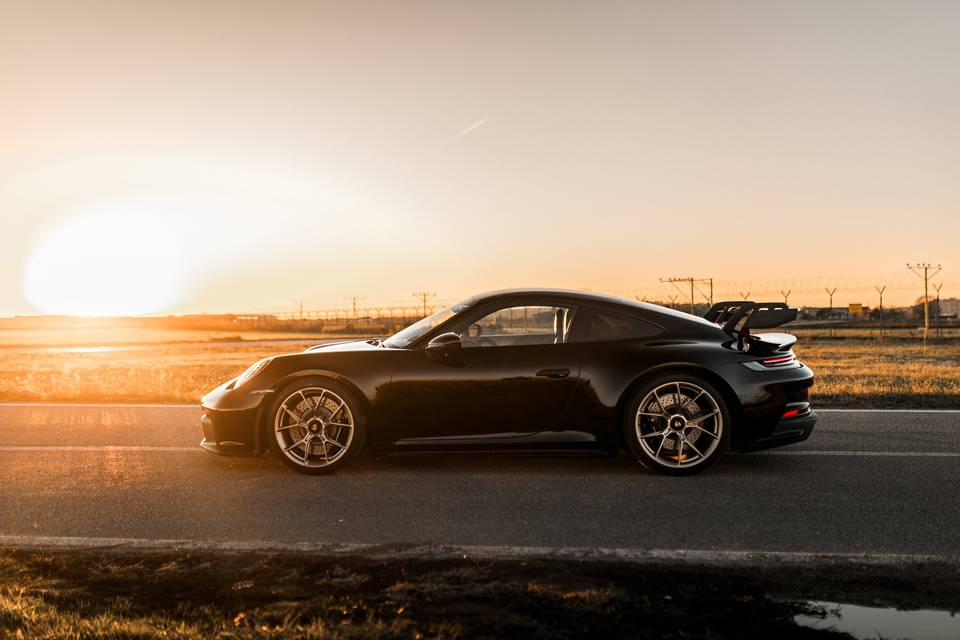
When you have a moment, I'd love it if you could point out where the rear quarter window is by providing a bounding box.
[582,309,662,341]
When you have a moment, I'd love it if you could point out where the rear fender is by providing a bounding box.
[615,363,744,444]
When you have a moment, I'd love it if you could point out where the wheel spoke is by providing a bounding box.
[302,436,312,463]
[640,431,664,440]
[653,389,666,413]
[682,390,704,412]
[691,424,720,439]
[281,405,304,424]
[326,400,345,420]
[675,438,684,466]
[685,437,705,459]
[312,390,327,412]
[637,411,665,419]
[689,409,719,424]
[326,421,352,429]
[283,435,309,452]
[655,434,668,458]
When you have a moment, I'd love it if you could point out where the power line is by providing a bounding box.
[660,277,713,314]
[344,296,364,321]
[907,263,942,342]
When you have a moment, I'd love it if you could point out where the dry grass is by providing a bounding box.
[0,327,330,347]
[0,343,302,404]
[794,338,960,408]
[0,329,957,407]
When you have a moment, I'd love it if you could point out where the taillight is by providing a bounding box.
[782,408,800,418]
[761,354,795,366]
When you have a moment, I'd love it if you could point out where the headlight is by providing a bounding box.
[234,357,274,389]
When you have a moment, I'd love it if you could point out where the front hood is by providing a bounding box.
[304,339,382,353]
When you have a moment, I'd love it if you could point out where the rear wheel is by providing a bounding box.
[268,377,365,475]
[623,374,730,475]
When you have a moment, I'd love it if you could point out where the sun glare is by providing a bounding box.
[23,210,183,316]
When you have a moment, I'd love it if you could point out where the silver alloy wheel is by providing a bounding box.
[635,381,723,468]
[274,386,354,468]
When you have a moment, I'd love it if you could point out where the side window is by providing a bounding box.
[582,309,661,341]
[460,305,573,348]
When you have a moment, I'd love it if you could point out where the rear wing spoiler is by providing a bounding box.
[704,301,797,348]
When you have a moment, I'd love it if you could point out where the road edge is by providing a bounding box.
[1,535,956,567]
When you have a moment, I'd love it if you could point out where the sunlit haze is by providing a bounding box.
[1,1,958,315]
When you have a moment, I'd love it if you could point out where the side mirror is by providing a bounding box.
[425,332,464,366]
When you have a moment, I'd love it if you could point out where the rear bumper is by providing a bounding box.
[199,380,270,456]
[738,403,817,452]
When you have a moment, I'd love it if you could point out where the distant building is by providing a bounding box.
[798,307,849,320]
[848,303,867,318]
[936,298,959,319]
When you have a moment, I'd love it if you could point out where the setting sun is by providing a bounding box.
[22,209,183,316]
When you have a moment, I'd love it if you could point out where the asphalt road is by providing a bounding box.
[1,403,958,557]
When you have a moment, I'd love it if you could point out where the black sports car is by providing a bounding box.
[200,289,815,475]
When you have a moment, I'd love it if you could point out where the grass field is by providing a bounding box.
[0,328,958,407]
[2,547,955,639]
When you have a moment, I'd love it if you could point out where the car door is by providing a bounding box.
[381,301,581,440]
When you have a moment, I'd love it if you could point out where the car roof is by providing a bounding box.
[467,287,642,308]
[463,288,724,331]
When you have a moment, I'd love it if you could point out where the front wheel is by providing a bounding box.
[623,374,730,475]
[268,377,366,474]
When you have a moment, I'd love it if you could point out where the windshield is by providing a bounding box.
[383,300,472,348]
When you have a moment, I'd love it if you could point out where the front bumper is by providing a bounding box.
[199,379,271,456]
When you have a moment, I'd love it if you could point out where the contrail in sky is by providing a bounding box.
[449,117,489,142]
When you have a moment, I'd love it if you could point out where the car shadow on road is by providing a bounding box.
[202,448,795,478]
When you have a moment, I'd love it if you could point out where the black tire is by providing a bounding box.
[267,376,366,475]
[623,372,731,476]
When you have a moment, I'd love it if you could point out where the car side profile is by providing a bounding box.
[200,289,816,475]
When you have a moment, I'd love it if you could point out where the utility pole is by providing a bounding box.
[694,278,714,307]
[344,296,364,321]
[661,277,713,315]
[825,287,837,337]
[292,299,304,322]
[825,287,837,314]
[875,285,886,342]
[739,291,751,300]
[667,294,680,309]
[907,263,942,342]
[412,291,436,317]
[934,282,943,338]
[780,289,791,305]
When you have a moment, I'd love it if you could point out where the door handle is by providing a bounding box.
[536,368,571,379]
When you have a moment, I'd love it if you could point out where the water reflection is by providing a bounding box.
[795,601,959,639]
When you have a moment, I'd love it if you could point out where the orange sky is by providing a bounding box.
[1,1,957,316]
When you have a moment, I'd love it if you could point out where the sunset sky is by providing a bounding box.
[1,1,957,316]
